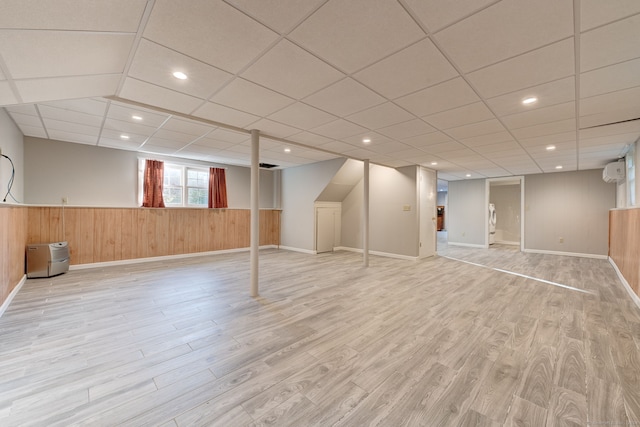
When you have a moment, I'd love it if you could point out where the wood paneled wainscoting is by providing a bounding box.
[609,207,640,298]
[0,205,28,309]
[27,207,281,266]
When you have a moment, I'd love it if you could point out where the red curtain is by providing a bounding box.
[208,167,228,208]
[142,159,165,208]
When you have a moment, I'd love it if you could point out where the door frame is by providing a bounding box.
[485,176,525,251]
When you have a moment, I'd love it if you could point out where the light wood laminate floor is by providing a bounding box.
[1,245,639,426]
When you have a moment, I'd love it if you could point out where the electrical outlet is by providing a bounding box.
[559,237,564,243]
[403,204,411,211]
[62,197,68,204]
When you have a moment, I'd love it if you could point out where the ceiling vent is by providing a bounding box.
[259,163,279,169]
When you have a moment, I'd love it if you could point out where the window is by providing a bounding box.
[160,162,208,207]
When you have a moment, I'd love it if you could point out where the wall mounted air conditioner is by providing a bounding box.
[602,161,625,183]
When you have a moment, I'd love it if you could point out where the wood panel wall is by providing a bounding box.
[0,206,28,307]
[609,208,640,297]
[27,207,281,266]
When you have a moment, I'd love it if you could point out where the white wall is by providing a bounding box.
[280,157,346,251]
[23,136,277,208]
[490,184,521,243]
[524,169,615,256]
[448,179,487,246]
[0,109,24,203]
[341,164,419,257]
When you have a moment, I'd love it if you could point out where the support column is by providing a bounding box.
[250,129,260,297]
[363,159,370,267]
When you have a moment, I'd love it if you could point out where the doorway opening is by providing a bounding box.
[487,177,524,251]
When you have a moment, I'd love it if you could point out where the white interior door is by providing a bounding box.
[419,167,437,257]
[316,208,335,253]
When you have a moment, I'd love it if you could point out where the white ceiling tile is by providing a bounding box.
[289,0,425,73]
[47,129,98,145]
[268,102,337,130]
[225,0,325,33]
[0,0,148,31]
[402,132,453,148]
[433,0,573,72]
[369,141,413,155]
[318,140,361,154]
[467,39,575,98]
[459,131,515,147]
[581,59,640,99]
[0,81,19,104]
[353,38,458,99]
[486,76,575,117]
[241,40,344,99]
[581,86,640,116]
[288,131,333,147]
[161,118,212,137]
[446,119,506,139]
[189,139,233,151]
[152,129,198,144]
[42,98,108,116]
[303,78,385,117]
[144,1,278,74]
[388,147,429,160]
[403,0,498,32]
[38,105,103,127]
[206,129,249,144]
[511,118,576,139]
[247,118,300,138]
[106,102,170,128]
[7,111,42,128]
[129,39,233,99]
[0,31,133,79]
[140,144,179,154]
[343,132,393,147]
[43,118,100,137]
[100,129,147,146]
[475,141,523,154]
[104,118,158,136]
[501,102,575,129]
[580,106,640,129]
[581,0,640,31]
[4,104,38,115]
[310,119,368,140]
[518,131,576,147]
[422,140,467,153]
[119,78,204,114]
[346,102,414,130]
[423,102,494,130]
[581,14,640,72]
[192,102,260,128]
[210,78,295,117]
[16,74,120,104]
[15,124,47,138]
[395,77,479,116]
[377,119,435,140]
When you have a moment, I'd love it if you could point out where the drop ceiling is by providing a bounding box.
[1,0,639,180]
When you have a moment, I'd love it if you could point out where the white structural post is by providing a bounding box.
[250,129,260,297]
[363,159,370,267]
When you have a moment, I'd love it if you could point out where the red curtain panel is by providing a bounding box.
[142,159,165,208]
[208,167,228,208]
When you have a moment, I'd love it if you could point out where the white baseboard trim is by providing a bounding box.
[522,248,607,260]
[609,256,640,310]
[447,242,486,249]
[278,246,317,255]
[69,245,279,271]
[0,274,26,318]
[334,246,418,261]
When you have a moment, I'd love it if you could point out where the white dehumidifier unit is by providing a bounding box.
[26,242,70,278]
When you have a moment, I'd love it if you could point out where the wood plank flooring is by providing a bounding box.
[1,241,639,426]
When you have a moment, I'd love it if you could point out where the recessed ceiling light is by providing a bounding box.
[172,71,188,80]
[466,173,471,177]
[132,115,143,121]
[120,134,130,140]
[362,138,371,144]
[555,165,563,169]
[431,161,438,166]
[522,97,537,105]
[284,148,291,153]
[546,145,556,151]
